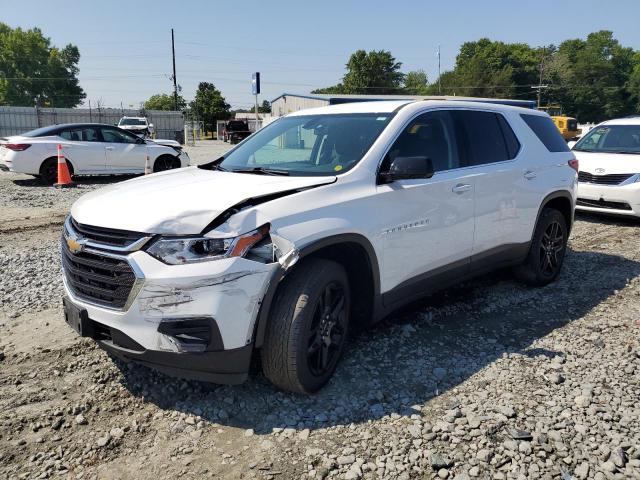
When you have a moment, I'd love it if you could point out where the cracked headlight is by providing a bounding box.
[146,225,270,265]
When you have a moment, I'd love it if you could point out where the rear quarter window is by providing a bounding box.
[520,114,569,152]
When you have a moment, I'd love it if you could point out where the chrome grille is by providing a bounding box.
[577,172,634,185]
[70,217,146,247]
[61,238,137,309]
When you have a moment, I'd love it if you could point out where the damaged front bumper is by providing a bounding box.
[62,248,281,384]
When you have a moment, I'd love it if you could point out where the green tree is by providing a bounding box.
[312,50,404,94]
[144,92,186,111]
[429,38,540,99]
[189,82,230,134]
[550,31,637,122]
[0,23,85,107]
[403,70,429,95]
[627,52,640,112]
[259,99,271,113]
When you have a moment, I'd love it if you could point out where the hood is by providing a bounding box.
[71,167,336,234]
[574,150,640,175]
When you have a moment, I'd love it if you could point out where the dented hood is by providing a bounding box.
[71,167,336,234]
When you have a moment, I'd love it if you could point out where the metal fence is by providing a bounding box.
[0,106,185,142]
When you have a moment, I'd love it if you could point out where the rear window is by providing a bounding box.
[520,114,569,152]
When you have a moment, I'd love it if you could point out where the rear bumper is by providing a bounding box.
[576,182,640,217]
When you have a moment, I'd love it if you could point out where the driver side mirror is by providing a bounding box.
[379,156,434,183]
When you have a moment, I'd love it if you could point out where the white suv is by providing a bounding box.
[572,117,640,218]
[61,100,577,393]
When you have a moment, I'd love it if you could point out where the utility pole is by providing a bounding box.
[171,28,178,111]
[533,51,549,108]
[437,45,442,96]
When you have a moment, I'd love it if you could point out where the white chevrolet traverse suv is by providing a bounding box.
[61,100,577,393]
[571,117,640,218]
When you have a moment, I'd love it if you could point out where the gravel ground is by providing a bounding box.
[0,145,639,479]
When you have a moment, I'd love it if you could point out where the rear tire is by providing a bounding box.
[39,157,73,185]
[153,155,180,173]
[514,208,568,286]
[261,258,350,394]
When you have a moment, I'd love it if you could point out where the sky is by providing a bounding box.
[3,0,640,110]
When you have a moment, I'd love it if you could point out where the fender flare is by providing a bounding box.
[252,233,381,348]
[534,190,575,234]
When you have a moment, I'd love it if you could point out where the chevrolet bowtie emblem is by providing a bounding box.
[66,237,83,254]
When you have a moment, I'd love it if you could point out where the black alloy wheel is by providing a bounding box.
[306,282,348,377]
[539,220,564,278]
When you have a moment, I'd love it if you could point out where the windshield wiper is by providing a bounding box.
[231,167,290,176]
[610,150,640,155]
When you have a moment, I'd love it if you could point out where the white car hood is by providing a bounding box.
[71,167,336,234]
[574,150,640,174]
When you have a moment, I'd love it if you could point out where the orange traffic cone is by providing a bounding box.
[54,144,75,188]
[144,154,152,175]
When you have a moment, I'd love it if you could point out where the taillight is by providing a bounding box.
[4,143,31,151]
[568,159,579,173]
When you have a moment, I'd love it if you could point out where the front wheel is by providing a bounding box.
[153,155,180,173]
[514,208,568,286]
[261,258,351,394]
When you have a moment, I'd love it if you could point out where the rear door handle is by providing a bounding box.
[452,183,472,194]
[524,170,537,180]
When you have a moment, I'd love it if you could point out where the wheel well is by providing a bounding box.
[542,195,572,233]
[154,154,179,166]
[40,156,74,175]
[302,242,375,330]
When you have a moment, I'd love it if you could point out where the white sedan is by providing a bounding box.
[571,117,640,218]
[0,123,190,184]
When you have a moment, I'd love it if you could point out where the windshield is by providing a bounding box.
[217,113,394,176]
[119,118,147,126]
[574,124,640,153]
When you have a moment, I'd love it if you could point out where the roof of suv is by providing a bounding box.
[287,99,546,117]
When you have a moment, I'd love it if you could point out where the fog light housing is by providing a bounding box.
[157,317,223,353]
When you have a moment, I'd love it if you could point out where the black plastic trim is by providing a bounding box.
[100,340,251,385]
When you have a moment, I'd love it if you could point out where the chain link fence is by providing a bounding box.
[0,106,185,143]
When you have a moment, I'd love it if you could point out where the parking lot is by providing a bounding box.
[0,140,639,480]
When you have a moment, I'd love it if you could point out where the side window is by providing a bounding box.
[101,128,137,144]
[520,114,570,152]
[456,111,511,166]
[497,115,521,159]
[383,110,461,173]
[59,127,100,142]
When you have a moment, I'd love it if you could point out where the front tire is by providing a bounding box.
[514,208,568,286]
[261,258,350,394]
[153,155,180,173]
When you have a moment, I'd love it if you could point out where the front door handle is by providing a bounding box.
[452,183,472,194]
[524,170,537,180]
[105,146,115,150]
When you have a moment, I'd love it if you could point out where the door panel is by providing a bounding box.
[58,127,105,173]
[455,110,534,254]
[100,127,147,172]
[377,171,475,298]
[377,110,475,300]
